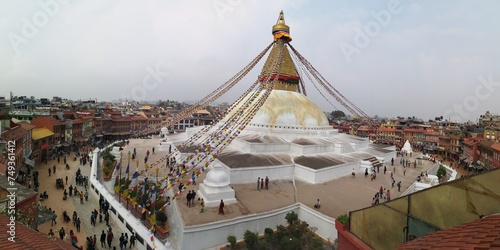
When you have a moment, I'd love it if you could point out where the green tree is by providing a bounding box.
[437,165,447,180]
[280,236,301,250]
[330,110,346,119]
[227,235,236,249]
[285,211,299,225]
[243,230,259,250]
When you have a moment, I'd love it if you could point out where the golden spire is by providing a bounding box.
[259,11,299,92]
[272,10,292,42]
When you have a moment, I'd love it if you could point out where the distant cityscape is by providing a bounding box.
[0,93,499,177]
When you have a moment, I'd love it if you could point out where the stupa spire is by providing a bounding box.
[260,11,299,92]
[272,10,292,42]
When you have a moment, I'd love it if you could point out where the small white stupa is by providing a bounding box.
[402,140,413,154]
[198,163,237,207]
[159,127,172,152]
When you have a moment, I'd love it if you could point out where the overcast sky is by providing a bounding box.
[1,0,499,122]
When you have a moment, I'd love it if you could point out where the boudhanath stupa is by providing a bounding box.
[157,11,396,249]
[177,11,394,195]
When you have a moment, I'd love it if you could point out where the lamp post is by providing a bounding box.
[156,166,159,185]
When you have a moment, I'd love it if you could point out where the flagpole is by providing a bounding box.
[119,151,123,203]
[127,151,131,180]
[126,151,131,210]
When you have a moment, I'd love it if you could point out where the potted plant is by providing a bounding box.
[437,165,447,183]
[335,214,349,231]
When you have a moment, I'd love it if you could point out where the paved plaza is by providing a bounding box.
[33,135,465,249]
[36,149,137,249]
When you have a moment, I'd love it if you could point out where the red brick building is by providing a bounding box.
[30,116,66,146]
[0,124,32,178]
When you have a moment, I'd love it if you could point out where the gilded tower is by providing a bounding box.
[260,11,300,92]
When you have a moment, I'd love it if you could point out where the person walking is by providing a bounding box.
[80,191,84,204]
[53,165,56,174]
[84,189,89,201]
[265,176,269,190]
[59,227,65,240]
[403,167,406,176]
[100,230,106,248]
[123,233,128,249]
[76,218,81,232]
[386,190,391,201]
[352,168,355,177]
[200,198,205,213]
[48,229,55,238]
[48,167,51,176]
[218,199,225,215]
[186,191,192,207]
[51,211,57,226]
[257,177,260,191]
[107,229,114,249]
[119,233,124,250]
[397,181,402,192]
[129,232,136,249]
[384,165,387,174]
[65,175,68,185]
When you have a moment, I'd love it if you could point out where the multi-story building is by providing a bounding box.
[461,137,480,169]
[403,127,426,149]
[376,127,403,146]
[484,127,500,141]
[31,127,54,164]
[478,140,495,170]
[111,117,131,139]
[0,124,33,178]
[438,135,451,159]
[449,135,462,160]
[30,116,67,146]
[131,116,148,133]
[492,143,500,168]
[423,130,439,154]
[78,113,95,140]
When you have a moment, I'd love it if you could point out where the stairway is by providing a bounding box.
[364,157,383,170]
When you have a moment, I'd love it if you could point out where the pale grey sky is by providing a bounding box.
[1,0,499,122]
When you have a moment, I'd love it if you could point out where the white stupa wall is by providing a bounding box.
[226,163,295,184]
[289,143,335,155]
[294,161,360,183]
[230,139,290,154]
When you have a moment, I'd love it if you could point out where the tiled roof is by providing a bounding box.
[32,127,55,140]
[0,214,75,249]
[0,126,27,141]
[492,143,500,152]
[397,214,500,250]
[18,122,36,130]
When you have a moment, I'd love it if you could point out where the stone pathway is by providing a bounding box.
[36,151,136,249]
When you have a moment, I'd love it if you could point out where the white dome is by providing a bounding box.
[203,165,230,187]
[249,90,329,128]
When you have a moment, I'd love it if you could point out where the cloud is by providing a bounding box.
[409,3,423,13]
